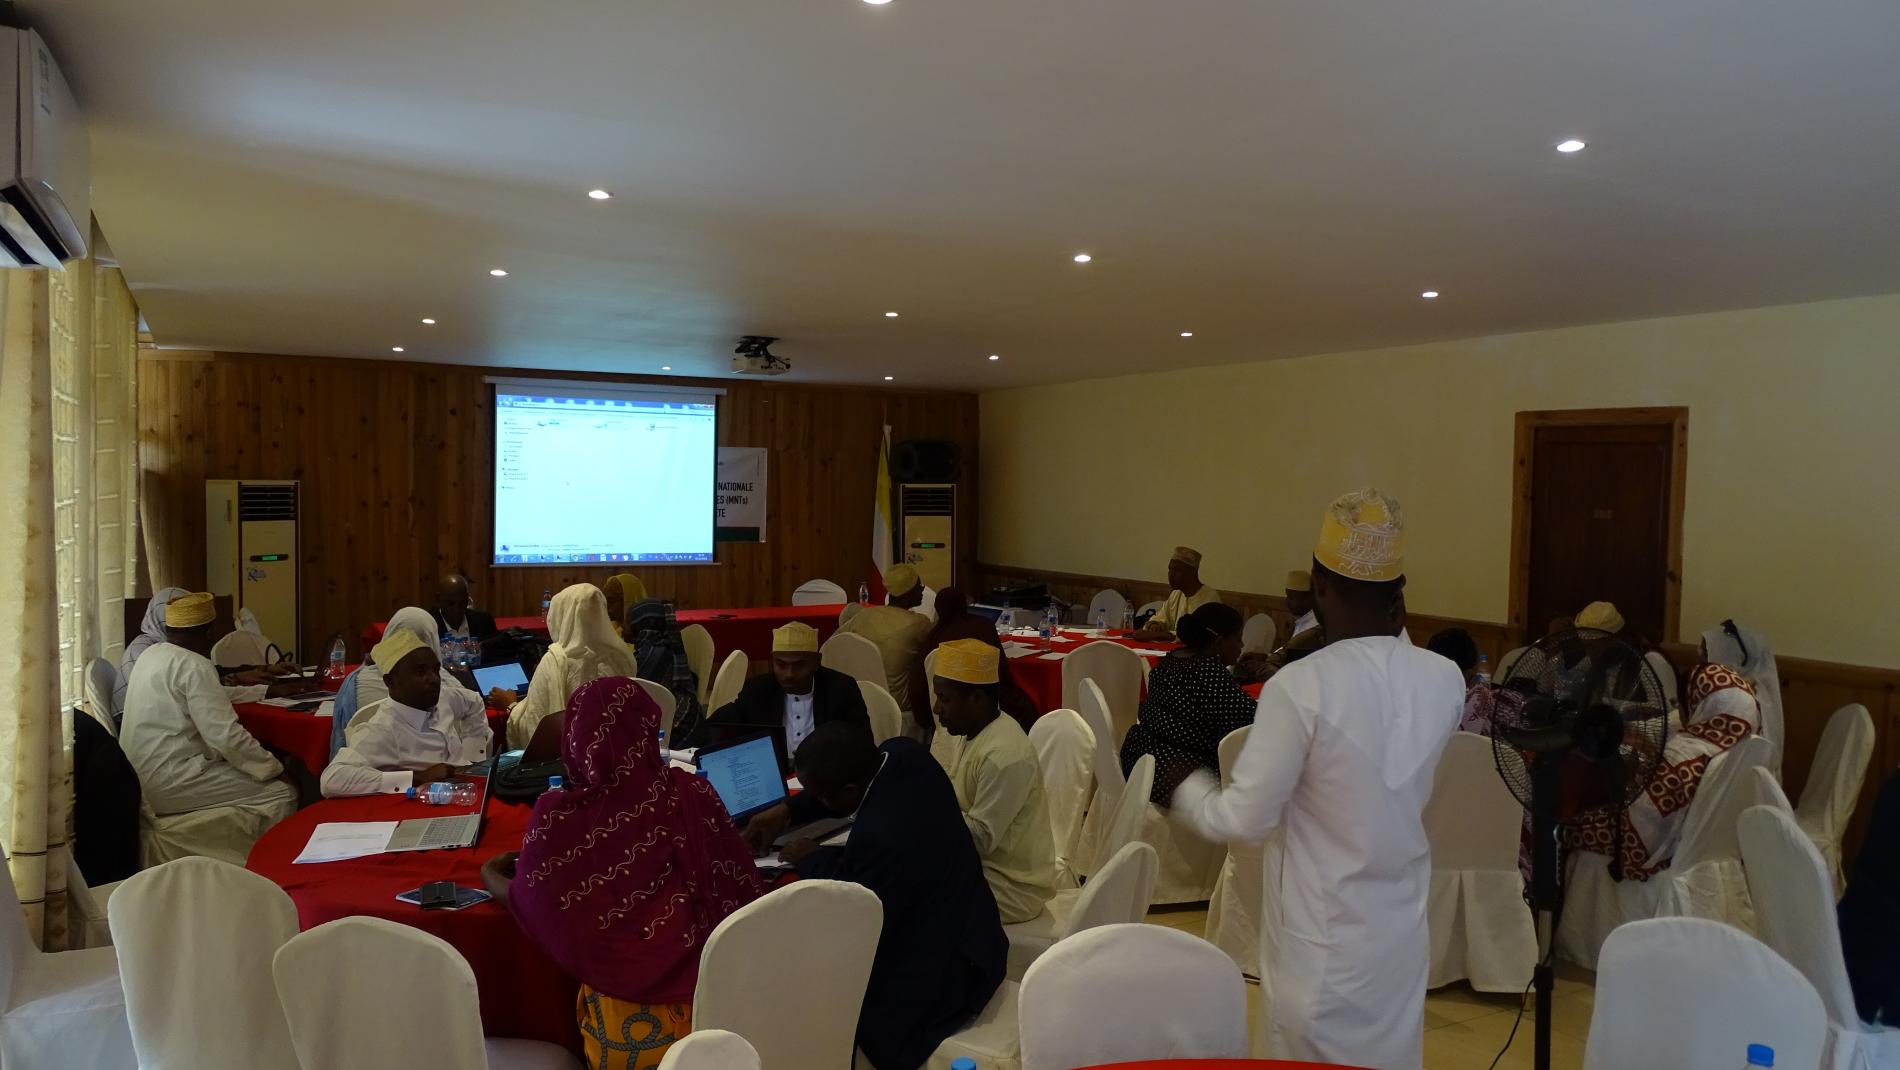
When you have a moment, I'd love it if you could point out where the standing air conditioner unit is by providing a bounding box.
[898,484,955,591]
[205,480,301,658]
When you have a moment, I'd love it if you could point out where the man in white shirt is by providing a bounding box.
[1171,491,1462,1070]
[1286,569,1318,639]
[322,630,492,797]
[119,591,300,863]
[1135,546,1222,640]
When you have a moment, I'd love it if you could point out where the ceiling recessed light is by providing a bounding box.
[420,317,436,325]
[988,354,1000,361]
[884,311,900,318]
[661,365,672,371]
[391,346,405,353]
[586,188,612,200]
[1072,253,1093,263]
[489,268,508,277]
[863,0,893,5]
[1556,139,1586,154]
[1179,331,1193,338]
[1421,290,1440,299]
[883,375,895,381]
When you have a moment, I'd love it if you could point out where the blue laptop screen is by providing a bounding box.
[698,736,787,819]
[471,662,529,694]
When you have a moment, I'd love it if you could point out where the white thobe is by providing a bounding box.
[321,696,492,797]
[1172,636,1462,1070]
[121,644,290,814]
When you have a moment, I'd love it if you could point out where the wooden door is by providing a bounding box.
[1524,423,1675,643]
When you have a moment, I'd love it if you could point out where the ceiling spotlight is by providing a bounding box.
[420,317,436,325]
[391,346,405,353]
[1179,331,1193,338]
[489,268,508,277]
[1421,290,1440,299]
[1556,139,1586,154]
[884,311,899,318]
[863,0,893,5]
[661,365,672,371]
[988,354,1000,361]
[587,189,612,200]
[1072,253,1093,263]
[883,375,895,381]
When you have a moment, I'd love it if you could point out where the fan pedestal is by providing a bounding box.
[1528,755,1561,1070]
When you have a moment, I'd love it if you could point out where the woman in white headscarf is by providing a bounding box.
[505,584,641,749]
[117,586,189,710]
[1702,620,1783,779]
[331,606,487,758]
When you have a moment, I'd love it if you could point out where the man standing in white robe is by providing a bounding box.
[1171,490,1462,1070]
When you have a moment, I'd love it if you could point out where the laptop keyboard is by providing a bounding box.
[411,815,477,850]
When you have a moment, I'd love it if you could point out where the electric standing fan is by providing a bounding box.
[1491,628,1671,1070]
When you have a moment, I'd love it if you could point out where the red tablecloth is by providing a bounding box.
[1078,1061,1368,1069]
[363,604,843,664]
[235,702,510,775]
[1006,630,1178,714]
[247,794,579,1050]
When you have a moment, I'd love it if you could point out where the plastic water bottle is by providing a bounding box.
[1038,605,1056,648]
[540,588,552,622]
[1475,653,1492,685]
[1092,607,1108,630]
[1120,595,1134,633]
[858,581,871,605]
[324,633,346,687]
[407,781,456,805]
[1746,1044,1775,1067]
[450,781,478,806]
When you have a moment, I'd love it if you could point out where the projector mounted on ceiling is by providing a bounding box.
[732,335,789,376]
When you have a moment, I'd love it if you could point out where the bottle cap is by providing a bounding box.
[405,786,418,800]
[950,1060,976,1070]
[1747,1044,1774,1066]
[549,776,564,790]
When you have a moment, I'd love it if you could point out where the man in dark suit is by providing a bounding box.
[700,622,868,760]
[432,573,498,642]
[758,722,1006,1070]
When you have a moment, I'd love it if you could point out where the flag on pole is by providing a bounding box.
[869,425,893,601]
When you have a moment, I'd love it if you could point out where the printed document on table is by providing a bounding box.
[294,821,399,864]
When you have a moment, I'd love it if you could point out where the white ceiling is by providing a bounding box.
[29,0,1900,390]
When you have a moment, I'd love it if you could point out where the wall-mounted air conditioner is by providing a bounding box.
[0,25,88,268]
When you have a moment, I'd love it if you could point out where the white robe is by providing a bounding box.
[1172,636,1462,1070]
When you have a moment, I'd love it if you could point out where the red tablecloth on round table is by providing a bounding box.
[1005,630,1178,714]
[247,793,579,1050]
[1077,1061,1368,1069]
[235,702,510,775]
[363,604,843,664]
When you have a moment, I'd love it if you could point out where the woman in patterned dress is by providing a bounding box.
[481,677,764,1068]
[1119,602,1256,805]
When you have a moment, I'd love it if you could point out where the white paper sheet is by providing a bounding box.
[1038,652,1070,661]
[294,821,398,864]
[1001,643,1040,658]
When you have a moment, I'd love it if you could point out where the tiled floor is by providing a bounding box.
[1145,904,1592,1070]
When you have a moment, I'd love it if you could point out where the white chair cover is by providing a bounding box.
[1558,736,1775,969]
[821,631,887,688]
[632,677,680,736]
[1583,917,1827,1070]
[680,624,715,706]
[1496,646,1528,681]
[1137,797,1225,905]
[1424,732,1536,992]
[694,881,881,1070]
[64,854,117,950]
[1240,613,1276,655]
[659,1030,760,1070]
[1086,589,1128,627]
[1062,642,1143,740]
[273,915,576,1070]
[1740,805,1900,1070]
[1003,840,1160,981]
[1204,726,1268,979]
[1027,708,1094,885]
[86,657,122,732]
[791,579,849,606]
[1019,924,1247,1070]
[1644,650,1678,705]
[210,628,275,668]
[108,856,299,1069]
[1135,600,1165,622]
[1102,756,1155,877]
[0,849,135,1069]
[706,649,749,714]
[139,791,297,869]
[858,680,904,745]
[1070,682,1125,879]
[1070,681,1219,901]
[1796,704,1876,895]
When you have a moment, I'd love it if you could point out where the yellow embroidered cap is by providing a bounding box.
[934,639,1000,686]
[1285,569,1311,592]
[1314,489,1405,582]
[371,629,432,676]
[1575,601,1625,633]
[1170,546,1203,569]
[773,621,820,654]
[883,564,921,597]
[163,592,216,628]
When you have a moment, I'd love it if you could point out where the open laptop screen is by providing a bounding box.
[472,662,529,694]
[697,735,787,822]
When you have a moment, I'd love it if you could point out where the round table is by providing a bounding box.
[246,794,579,1050]
[1004,629,1176,713]
[1076,1062,1368,1069]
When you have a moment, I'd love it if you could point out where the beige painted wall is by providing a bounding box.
[981,293,1900,667]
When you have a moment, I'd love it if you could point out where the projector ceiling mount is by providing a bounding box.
[732,335,790,376]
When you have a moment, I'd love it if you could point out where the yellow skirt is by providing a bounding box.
[576,986,692,1070]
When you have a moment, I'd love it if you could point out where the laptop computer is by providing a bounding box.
[385,765,493,853]
[471,661,530,695]
[701,716,793,777]
[695,732,852,848]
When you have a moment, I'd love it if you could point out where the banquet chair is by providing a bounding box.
[1557,735,1777,969]
[0,848,136,1069]
[85,656,122,733]
[1644,650,1678,705]
[858,680,905,745]
[632,677,680,736]
[210,627,276,668]
[1496,645,1528,681]
[1135,600,1165,624]
[1795,704,1875,895]
[1204,726,1268,979]
[1002,840,1159,980]
[791,579,849,606]
[680,624,716,706]
[108,857,299,1069]
[706,650,749,713]
[64,854,119,950]
[658,1029,760,1069]
[1027,708,1094,886]
[1424,732,1536,992]
[694,881,881,1070]
[140,798,270,868]
[821,631,886,688]
[1060,643,1143,747]
[1739,805,1900,1070]
[1239,613,1275,655]
[1085,589,1128,628]
[273,915,577,1070]
[1583,917,1826,1070]
[1018,923,1247,1070]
